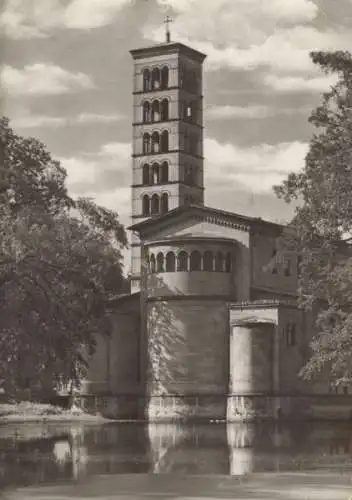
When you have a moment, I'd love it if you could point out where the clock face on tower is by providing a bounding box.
[129,41,206,292]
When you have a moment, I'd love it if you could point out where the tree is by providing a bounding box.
[0,118,128,397]
[0,117,73,215]
[274,51,352,388]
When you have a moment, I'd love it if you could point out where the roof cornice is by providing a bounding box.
[128,204,284,237]
[130,42,207,63]
[229,299,297,310]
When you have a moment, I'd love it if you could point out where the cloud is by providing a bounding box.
[87,185,131,272]
[59,137,304,255]
[61,136,304,213]
[92,187,130,220]
[59,141,131,209]
[76,113,126,124]
[263,73,339,93]
[63,0,133,29]
[196,28,331,73]
[52,141,131,270]
[0,5,43,38]
[157,0,318,25]
[204,137,308,193]
[205,104,312,120]
[0,0,134,38]
[11,113,126,129]
[11,116,67,128]
[1,64,94,96]
[144,0,351,76]
[99,142,131,156]
[0,0,62,39]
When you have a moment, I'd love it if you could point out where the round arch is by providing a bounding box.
[143,68,151,92]
[161,65,169,89]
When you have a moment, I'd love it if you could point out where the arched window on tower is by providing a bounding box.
[203,250,214,272]
[151,100,160,122]
[161,193,169,214]
[161,99,169,121]
[271,249,278,274]
[151,132,160,153]
[215,251,224,272]
[150,253,156,273]
[179,64,185,87]
[151,68,160,90]
[166,251,175,272]
[143,133,151,154]
[225,252,232,273]
[142,164,150,185]
[184,165,196,186]
[152,163,159,184]
[142,195,150,216]
[160,161,168,183]
[190,134,197,156]
[151,194,160,216]
[190,70,198,92]
[177,251,188,271]
[184,132,189,153]
[143,69,151,92]
[161,66,169,89]
[186,101,193,120]
[143,101,150,123]
[161,130,169,153]
[190,250,201,271]
[156,252,164,273]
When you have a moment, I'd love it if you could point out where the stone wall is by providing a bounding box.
[145,299,229,420]
[229,323,274,394]
[109,306,141,394]
[81,295,141,402]
[74,393,352,421]
[82,331,110,394]
[147,270,233,298]
[277,306,307,394]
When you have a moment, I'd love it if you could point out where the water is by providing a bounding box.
[0,421,351,493]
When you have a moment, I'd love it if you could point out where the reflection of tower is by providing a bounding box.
[129,34,206,293]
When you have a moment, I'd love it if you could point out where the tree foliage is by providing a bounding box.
[0,117,128,397]
[274,51,352,387]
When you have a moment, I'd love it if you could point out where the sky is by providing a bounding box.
[1,0,352,271]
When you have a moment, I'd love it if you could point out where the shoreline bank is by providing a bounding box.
[0,402,112,425]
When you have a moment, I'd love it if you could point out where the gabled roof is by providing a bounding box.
[128,204,284,236]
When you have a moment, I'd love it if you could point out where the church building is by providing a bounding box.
[78,28,352,421]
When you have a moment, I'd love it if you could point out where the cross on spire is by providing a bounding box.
[164,15,172,43]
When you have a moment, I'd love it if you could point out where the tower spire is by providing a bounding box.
[164,15,172,43]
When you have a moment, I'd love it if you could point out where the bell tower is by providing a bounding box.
[129,25,206,293]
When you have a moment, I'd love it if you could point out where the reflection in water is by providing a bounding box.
[0,421,351,490]
[53,440,71,464]
[227,424,255,475]
[148,424,229,474]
